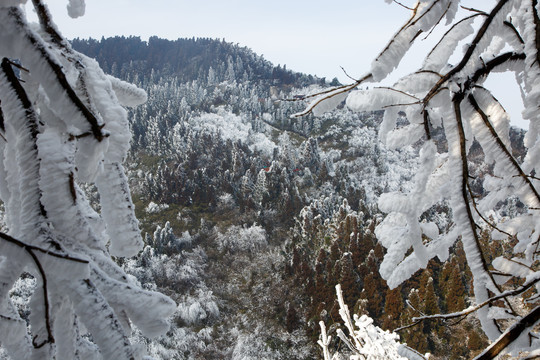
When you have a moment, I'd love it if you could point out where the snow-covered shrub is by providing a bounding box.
[177,287,219,326]
[216,224,267,253]
[145,201,170,213]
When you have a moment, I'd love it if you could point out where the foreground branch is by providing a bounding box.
[474,306,540,360]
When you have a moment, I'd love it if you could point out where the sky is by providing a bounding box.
[26,0,526,128]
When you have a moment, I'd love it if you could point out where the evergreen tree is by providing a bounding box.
[445,265,466,313]
[382,287,404,331]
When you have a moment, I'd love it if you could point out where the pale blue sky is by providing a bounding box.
[28,1,413,82]
[28,0,524,128]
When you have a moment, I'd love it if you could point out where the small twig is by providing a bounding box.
[394,319,422,332]
[514,174,540,181]
[422,0,453,40]
[392,0,414,11]
[466,182,514,238]
[460,5,488,15]
[503,20,525,44]
[340,66,359,82]
[6,59,30,73]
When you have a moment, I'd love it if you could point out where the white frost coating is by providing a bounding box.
[0,0,26,7]
[0,4,175,358]
[180,109,277,156]
[319,284,409,360]
[371,0,453,81]
[386,124,425,150]
[90,267,176,338]
[0,8,102,135]
[79,56,131,163]
[96,162,143,257]
[347,88,417,113]
[311,90,348,117]
[443,112,502,341]
[67,0,85,18]
[107,75,148,107]
[423,16,476,72]
[177,288,219,326]
[376,141,443,286]
[492,256,533,279]
[487,306,515,320]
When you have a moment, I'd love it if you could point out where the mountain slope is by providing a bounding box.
[67,36,526,360]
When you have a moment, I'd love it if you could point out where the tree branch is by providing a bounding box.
[468,93,540,207]
[474,305,540,360]
[0,230,89,348]
[533,0,540,68]
[503,20,525,45]
[292,74,372,117]
[7,7,106,142]
[392,0,414,11]
[453,92,513,322]
[424,0,512,104]
[410,274,540,323]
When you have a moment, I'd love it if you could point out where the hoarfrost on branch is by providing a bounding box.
[0,1,175,359]
[299,0,540,358]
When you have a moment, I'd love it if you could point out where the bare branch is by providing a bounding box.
[340,66,359,82]
[392,0,414,11]
[460,6,488,15]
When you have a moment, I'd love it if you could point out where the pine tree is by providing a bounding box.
[446,265,466,313]
[339,252,361,309]
[382,287,404,331]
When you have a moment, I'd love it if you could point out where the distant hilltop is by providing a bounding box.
[71,36,327,87]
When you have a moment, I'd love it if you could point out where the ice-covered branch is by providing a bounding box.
[474,305,540,360]
[300,0,540,357]
[409,273,540,323]
[1,7,106,141]
[292,73,372,118]
[0,3,174,358]
[318,284,409,360]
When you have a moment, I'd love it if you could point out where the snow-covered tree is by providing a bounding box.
[0,1,175,359]
[299,1,540,358]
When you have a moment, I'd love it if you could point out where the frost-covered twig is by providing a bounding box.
[408,273,540,323]
[3,7,106,141]
[319,284,409,360]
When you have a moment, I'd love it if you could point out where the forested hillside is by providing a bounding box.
[21,36,518,359]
